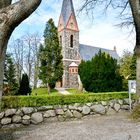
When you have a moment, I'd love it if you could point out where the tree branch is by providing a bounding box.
[9,0,42,27]
[0,0,41,42]
[0,0,12,9]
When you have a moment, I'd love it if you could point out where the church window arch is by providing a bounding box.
[70,35,73,48]
[72,69,74,73]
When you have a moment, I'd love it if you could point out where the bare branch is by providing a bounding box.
[119,1,129,16]
[79,0,133,27]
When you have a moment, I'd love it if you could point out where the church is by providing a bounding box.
[57,0,119,88]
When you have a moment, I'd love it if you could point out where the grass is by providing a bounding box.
[66,89,84,94]
[67,88,128,95]
[31,88,60,96]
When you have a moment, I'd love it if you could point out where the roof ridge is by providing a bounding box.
[79,44,120,61]
[80,43,114,52]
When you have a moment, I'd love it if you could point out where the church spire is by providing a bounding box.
[58,0,79,32]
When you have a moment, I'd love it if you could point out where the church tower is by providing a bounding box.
[58,0,81,88]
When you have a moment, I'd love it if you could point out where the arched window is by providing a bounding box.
[70,35,73,48]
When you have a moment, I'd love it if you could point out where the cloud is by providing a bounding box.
[79,22,135,55]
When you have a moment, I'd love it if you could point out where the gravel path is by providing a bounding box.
[1,112,140,140]
[13,112,140,140]
[55,88,71,95]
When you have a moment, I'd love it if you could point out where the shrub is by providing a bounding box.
[18,73,31,95]
[79,50,123,92]
[1,92,129,109]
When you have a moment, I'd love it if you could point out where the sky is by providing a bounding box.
[10,0,136,56]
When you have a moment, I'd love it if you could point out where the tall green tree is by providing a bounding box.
[119,51,136,90]
[119,50,133,79]
[18,73,31,95]
[39,18,63,94]
[79,50,123,92]
[129,53,136,80]
[4,54,18,95]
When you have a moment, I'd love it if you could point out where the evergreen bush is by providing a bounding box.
[18,73,31,95]
[79,50,123,92]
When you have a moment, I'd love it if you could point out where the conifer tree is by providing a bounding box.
[39,44,47,85]
[4,54,18,95]
[39,18,63,94]
[18,73,31,95]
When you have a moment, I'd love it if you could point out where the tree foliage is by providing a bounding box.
[18,73,31,95]
[79,50,123,92]
[119,50,136,90]
[3,54,18,95]
[119,50,136,80]
[39,18,63,93]
[129,53,136,80]
[119,50,133,79]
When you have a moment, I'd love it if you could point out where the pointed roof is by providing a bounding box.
[60,0,77,27]
[69,62,78,67]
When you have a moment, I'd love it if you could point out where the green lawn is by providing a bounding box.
[31,88,60,96]
[67,88,128,95]
[67,89,85,94]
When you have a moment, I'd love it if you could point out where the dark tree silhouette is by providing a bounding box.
[18,73,31,95]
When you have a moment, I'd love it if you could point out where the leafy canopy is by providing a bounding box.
[4,54,18,95]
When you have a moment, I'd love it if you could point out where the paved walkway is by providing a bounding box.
[5,112,140,140]
[55,88,71,95]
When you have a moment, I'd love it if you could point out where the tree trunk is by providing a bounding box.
[0,41,8,99]
[136,53,140,96]
[0,0,12,9]
[47,83,51,95]
[0,55,4,98]
[33,63,39,89]
[129,0,140,96]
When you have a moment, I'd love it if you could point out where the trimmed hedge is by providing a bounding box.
[1,92,129,109]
